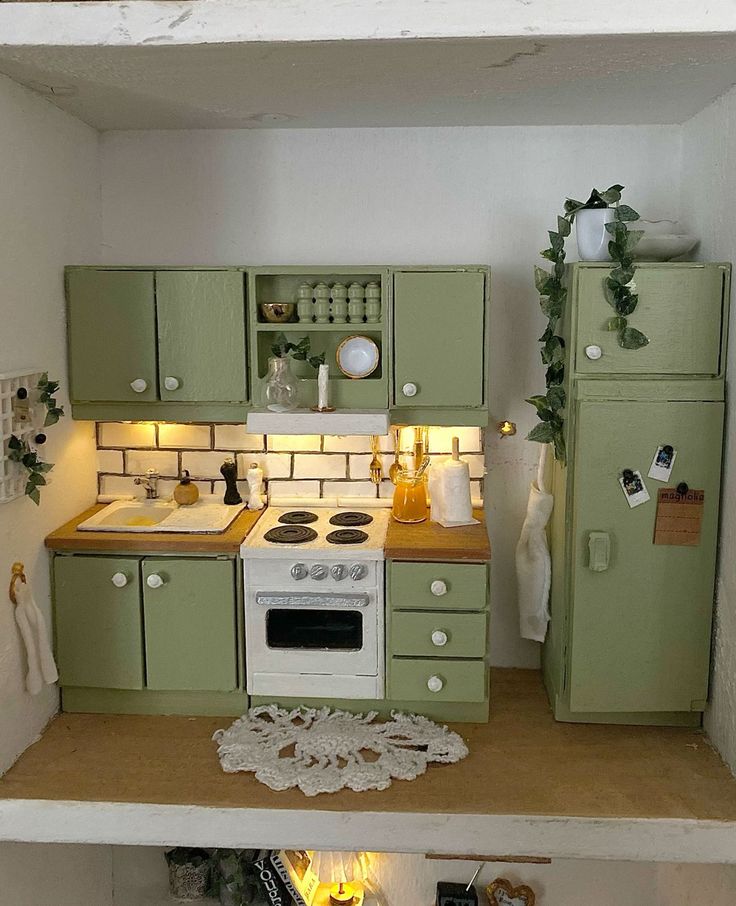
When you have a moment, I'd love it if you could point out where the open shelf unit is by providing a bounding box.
[247,267,390,410]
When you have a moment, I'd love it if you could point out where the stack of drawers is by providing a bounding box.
[387,561,489,709]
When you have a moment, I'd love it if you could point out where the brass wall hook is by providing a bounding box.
[9,561,26,606]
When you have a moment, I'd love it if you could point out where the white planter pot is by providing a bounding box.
[575,208,615,261]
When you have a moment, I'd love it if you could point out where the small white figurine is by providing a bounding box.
[246,462,265,510]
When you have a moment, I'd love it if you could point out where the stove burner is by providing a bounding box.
[264,525,318,544]
[278,511,318,525]
[329,511,374,527]
[326,529,370,545]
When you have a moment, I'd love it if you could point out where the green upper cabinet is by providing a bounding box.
[156,271,246,403]
[67,269,158,403]
[66,267,248,421]
[573,263,728,376]
[393,269,488,420]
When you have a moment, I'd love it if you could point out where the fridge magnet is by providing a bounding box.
[648,444,677,482]
[619,468,650,508]
[654,485,704,546]
[485,878,536,906]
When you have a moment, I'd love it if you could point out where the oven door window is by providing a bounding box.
[266,608,363,651]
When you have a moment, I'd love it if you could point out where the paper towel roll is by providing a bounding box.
[440,459,474,524]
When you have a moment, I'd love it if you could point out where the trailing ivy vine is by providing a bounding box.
[8,434,54,505]
[271,333,326,370]
[38,372,65,426]
[526,185,647,463]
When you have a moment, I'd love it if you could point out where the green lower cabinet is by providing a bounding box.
[53,552,243,714]
[142,557,238,692]
[389,658,487,703]
[391,611,488,659]
[390,561,488,611]
[54,555,144,690]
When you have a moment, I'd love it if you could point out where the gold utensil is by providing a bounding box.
[369,434,383,485]
[389,427,402,484]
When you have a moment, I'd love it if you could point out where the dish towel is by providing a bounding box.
[516,444,554,643]
[14,579,58,695]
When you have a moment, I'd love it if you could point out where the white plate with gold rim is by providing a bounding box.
[336,335,380,379]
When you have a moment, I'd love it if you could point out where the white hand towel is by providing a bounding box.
[516,444,554,643]
[14,580,58,695]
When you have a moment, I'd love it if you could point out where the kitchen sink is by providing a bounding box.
[77,496,245,534]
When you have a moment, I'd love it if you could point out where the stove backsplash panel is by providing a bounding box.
[95,424,485,502]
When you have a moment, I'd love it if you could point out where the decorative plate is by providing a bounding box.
[336,335,380,379]
[486,878,535,906]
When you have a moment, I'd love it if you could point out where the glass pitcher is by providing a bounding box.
[392,467,428,523]
[263,356,299,412]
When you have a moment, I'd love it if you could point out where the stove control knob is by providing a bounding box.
[291,563,308,580]
[331,564,347,581]
[349,563,367,581]
[310,564,328,580]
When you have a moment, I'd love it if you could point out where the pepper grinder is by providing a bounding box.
[220,458,242,505]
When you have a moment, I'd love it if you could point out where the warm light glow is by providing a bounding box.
[329,881,356,905]
[498,419,517,437]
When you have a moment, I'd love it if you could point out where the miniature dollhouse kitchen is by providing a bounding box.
[5,10,736,898]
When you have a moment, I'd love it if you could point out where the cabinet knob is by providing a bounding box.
[163,376,181,391]
[111,572,128,588]
[402,382,418,398]
[430,579,447,597]
[130,378,148,393]
[431,629,449,647]
[584,345,603,361]
[427,674,444,693]
[146,573,165,589]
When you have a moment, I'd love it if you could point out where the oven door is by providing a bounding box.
[246,590,381,693]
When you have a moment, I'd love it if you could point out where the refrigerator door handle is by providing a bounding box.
[588,531,611,572]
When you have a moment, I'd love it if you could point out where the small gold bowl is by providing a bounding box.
[260,302,296,323]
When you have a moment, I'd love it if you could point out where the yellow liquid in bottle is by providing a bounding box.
[392,478,428,523]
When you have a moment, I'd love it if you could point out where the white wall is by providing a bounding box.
[100,125,682,667]
[682,87,736,774]
[0,74,99,773]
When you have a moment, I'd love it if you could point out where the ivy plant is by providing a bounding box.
[271,333,326,369]
[37,372,65,426]
[8,434,54,505]
[526,185,646,463]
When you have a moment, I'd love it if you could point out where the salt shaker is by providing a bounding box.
[365,281,382,323]
[314,282,331,323]
[297,282,315,323]
[246,462,265,510]
[331,283,348,323]
[347,283,365,323]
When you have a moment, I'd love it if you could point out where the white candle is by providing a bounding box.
[317,363,330,410]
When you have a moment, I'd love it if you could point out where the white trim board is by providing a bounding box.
[1,800,736,864]
[1,0,736,48]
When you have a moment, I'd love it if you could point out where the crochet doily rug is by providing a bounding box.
[212,705,469,796]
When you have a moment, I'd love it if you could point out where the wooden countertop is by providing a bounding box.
[45,505,263,554]
[385,508,490,560]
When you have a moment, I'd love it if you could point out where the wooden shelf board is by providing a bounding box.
[1,670,735,861]
[255,323,384,331]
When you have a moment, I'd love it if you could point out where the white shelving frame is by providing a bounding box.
[0,368,47,504]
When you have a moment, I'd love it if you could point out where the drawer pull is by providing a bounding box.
[584,344,602,361]
[427,674,444,693]
[110,572,128,588]
[146,573,165,589]
[402,382,418,397]
[163,376,181,391]
[129,378,148,393]
[431,629,449,647]
[430,579,447,597]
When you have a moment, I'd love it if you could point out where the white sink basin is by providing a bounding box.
[78,496,245,534]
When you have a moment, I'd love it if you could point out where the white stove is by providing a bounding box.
[241,505,389,700]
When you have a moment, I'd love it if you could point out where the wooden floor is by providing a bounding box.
[2,669,736,821]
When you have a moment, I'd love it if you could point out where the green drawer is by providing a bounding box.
[390,562,488,611]
[391,610,487,658]
[389,657,487,702]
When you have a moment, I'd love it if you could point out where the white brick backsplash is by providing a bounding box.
[158,423,211,449]
[379,480,395,499]
[293,454,347,479]
[325,481,378,498]
[323,435,373,453]
[96,450,124,474]
[464,454,487,479]
[349,453,394,480]
[268,480,321,500]
[125,450,179,476]
[181,451,234,479]
[267,434,321,452]
[214,425,265,451]
[428,427,482,453]
[100,475,209,500]
[98,422,155,448]
[236,453,291,480]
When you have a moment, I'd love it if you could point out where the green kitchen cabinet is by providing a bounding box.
[543,262,730,726]
[142,557,238,692]
[52,551,246,716]
[54,555,144,690]
[393,268,489,424]
[66,267,248,421]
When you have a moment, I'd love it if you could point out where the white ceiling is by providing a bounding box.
[1,34,736,130]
